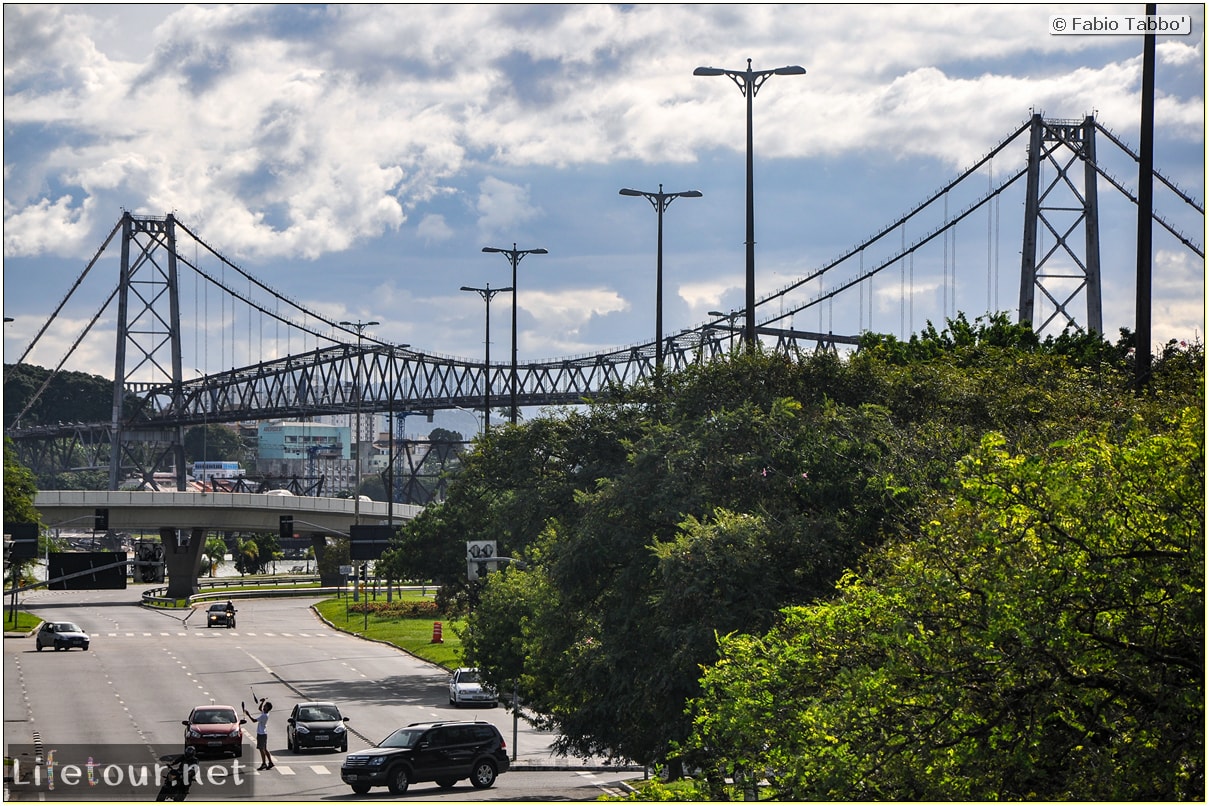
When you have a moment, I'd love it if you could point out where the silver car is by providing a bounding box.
[448,668,497,707]
[36,621,90,651]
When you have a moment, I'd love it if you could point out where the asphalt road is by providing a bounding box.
[3,586,642,801]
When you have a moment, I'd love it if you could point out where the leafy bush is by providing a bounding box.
[346,599,441,618]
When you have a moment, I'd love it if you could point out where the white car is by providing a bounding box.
[448,668,497,707]
[36,621,90,651]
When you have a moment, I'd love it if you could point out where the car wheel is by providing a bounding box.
[36,643,43,652]
[234,746,242,758]
[470,760,497,789]
[54,643,63,651]
[338,742,347,753]
[82,645,89,651]
[386,766,410,794]
[350,784,371,795]
[436,778,458,789]
[449,695,456,705]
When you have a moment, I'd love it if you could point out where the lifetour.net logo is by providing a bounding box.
[6,744,255,800]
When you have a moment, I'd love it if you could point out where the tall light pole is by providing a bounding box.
[460,283,512,434]
[695,58,805,350]
[339,319,378,525]
[384,343,410,531]
[482,243,547,425]
[620,185,702,373]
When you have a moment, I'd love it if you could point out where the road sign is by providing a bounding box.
[350,524,393,560]
[466,540,496,559]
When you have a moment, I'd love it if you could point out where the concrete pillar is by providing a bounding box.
[161,526,208,599]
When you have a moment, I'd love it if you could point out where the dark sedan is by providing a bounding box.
[206,603,236,628]
[287,702,349,752]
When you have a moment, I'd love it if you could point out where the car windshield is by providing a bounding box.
[208,604,227,612]
[193,709,235,725]
[301,705,341,721]
[458,670,480,684]
[55,623,82,632]
[378,728,423,749]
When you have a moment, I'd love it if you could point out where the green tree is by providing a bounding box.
[3,364,113,428]
[230,533,279,575]
[386,321,1204,774]
[183,424,245,464]
[4,437,45,587]
[203,535,229,577]
[685,409,1204,801]
[234,537,259,576]
[317,536,350,585]
[4,437,42,526]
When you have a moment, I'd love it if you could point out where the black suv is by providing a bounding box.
[340,720,509,794]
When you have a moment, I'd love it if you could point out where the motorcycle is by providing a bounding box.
[155,749,197,801]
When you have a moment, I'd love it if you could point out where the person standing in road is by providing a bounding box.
[244,698,274,770]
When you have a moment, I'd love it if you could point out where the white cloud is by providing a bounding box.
[2,3,1201,370]
[475,177,542,236]
[514,287,630,357]
[677,279,740,310]
[417,214,454,243]
[2,196,93,256]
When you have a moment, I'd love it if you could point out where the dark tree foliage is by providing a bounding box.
[370,316,1208,784]
[232,532,281,575]
[685,408,1203,801]
[183,424,246,464]
[4,437,43,526]
[3,363,116,428]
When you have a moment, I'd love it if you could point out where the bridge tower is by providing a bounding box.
[1019,114,1104,336]
[108,213,188,490]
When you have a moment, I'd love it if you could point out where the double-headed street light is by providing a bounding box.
[460,284,512,435]
[695,58,806,350]
[482,244,547,425]
[339,319,379,524]
[620,185,702,373]
[708,309,743,352]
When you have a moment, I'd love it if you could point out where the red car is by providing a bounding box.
[182,705,247,758]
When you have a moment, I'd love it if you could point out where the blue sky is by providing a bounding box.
[3,4,1205,382]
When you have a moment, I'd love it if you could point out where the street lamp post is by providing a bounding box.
[460,283,513,434]
[619,185,702,373]
[339,319,379,525]
[384,343,410,531]
[481,243,547,425]
[708,309,743,352]
[695,58,805,350]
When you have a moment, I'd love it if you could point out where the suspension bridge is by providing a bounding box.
[5,113,1204,494]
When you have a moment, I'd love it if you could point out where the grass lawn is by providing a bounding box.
[313,597,465,669]
[3,610,43,632]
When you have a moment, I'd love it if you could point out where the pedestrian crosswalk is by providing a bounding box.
[254,762,338,776]
[102,631,339,638]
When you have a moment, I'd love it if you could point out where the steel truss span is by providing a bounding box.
[6,113,1202,488]
[22,331,847,442]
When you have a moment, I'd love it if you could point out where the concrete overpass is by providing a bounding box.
[33,490,422,597]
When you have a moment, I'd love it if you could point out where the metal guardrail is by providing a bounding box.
[140,574,324,605]
[140,577,435,607]
[194,574,323,589]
